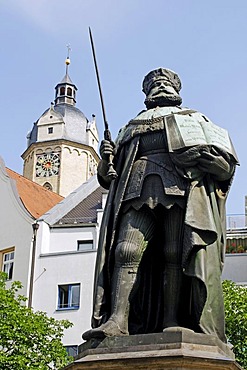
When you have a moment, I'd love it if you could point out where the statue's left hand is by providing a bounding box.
[197,150,233,180]
[170,146,202,167]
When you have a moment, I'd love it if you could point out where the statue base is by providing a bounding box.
[63,328,243,370]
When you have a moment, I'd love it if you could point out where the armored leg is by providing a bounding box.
[83,207,155,339]
[162,205,184,329]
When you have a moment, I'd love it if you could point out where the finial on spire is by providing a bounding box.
[65,44,71,74]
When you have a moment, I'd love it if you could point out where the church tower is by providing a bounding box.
[22,51,99,197]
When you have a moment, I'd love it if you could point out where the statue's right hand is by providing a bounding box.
[100,140,115,160]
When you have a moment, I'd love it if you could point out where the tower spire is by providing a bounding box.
[65,44,71,75]
[54,44,77,106]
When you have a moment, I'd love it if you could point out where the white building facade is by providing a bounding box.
[0,158,34,295]
[32,176,106,354]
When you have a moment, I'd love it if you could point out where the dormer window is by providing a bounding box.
[67,87,72,96]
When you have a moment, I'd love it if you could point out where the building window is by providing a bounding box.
[67,87,72,96]
[48,127,53,134]
[226,237,247,254]
[2,250,15,280]
[65,346,78,358]
[58,284,80,310]
[77,240,93,251]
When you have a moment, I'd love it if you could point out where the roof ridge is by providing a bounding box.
[57,185,106,225]
[39,175,100,225]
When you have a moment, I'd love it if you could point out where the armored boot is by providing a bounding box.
[106,264,138,334]
[163,264,183,329]
[83,265,138,340]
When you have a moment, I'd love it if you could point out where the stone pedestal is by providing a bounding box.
[63,328,243,370]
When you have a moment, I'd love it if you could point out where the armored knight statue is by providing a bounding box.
[83,68,238,342]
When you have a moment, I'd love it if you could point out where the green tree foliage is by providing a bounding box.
[223,280,247,369]
[0,272,73,369]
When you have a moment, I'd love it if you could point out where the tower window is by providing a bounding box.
[60,87,65,95]
[43,182,53,191]
[67,87,72,96]
[48,127,53,134]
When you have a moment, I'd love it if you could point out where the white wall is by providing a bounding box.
[33,250,97,345]
[33,221,98,346]
[49,227,97,254]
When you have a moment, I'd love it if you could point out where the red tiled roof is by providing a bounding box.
[6,168,64,218]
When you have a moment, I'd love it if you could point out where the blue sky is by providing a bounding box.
[1,0,247,214]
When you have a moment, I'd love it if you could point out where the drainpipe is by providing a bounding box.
[28,222,39,308]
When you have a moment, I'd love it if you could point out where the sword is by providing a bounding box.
[88,27,117,179]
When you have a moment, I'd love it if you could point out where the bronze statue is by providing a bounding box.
[83,68,238,342]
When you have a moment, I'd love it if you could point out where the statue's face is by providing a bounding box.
[148,78,178,99]
[145,77,182,108]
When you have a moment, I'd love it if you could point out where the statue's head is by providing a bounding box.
[142,68,182,109]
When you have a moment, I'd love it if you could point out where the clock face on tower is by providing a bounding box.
[35,153,60,177]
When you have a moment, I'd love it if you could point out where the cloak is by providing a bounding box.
[91,107,238,342]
